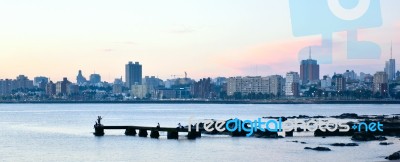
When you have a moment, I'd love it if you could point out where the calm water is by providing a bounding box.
[0,104,399,162]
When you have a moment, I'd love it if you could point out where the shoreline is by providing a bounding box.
[1,100,400,104]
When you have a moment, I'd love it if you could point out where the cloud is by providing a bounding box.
[214,38,322,76]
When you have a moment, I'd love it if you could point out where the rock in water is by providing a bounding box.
[386,151,400,160]
[351,132,377,141]
[379,142,394,145]
[304,147,331,151]
[331,143,359,147]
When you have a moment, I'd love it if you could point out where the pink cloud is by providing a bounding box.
[214,38,321,76]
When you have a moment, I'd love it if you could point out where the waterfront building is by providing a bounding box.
[373,71,388,94]
[76,70,87,85]
[333,74,346,91]
[300,48,320,84]
[285,72,300,97]
[227,75,283,97]
[125,61,142,87]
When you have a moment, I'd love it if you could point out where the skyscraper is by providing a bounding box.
[125,61,142,87]
[76,70,87,85]
[56,78,71,96]
[373,71,388,94]
[333,74,346,91]
[384,43,396,81]
[285,72,300,97]
[300,48,320,84]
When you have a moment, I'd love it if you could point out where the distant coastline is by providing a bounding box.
[1,100,400,104]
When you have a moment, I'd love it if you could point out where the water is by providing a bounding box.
[0,104,399,162]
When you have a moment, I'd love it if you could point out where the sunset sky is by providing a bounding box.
[0,0,399,82]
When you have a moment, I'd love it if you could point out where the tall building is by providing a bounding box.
[0,79,13,95]
[13,75,34,90]
[333,74,346,91]
[321,75,332,89]
[33,76,49,88]
[227,76,267,96]
[373,71,388,94]
[125,61,142,87]
[300,48,320,84]
[112,77,124,94]
[384,43,396,81]
[56,78,71,96]
[227,75,283,96]
[285,72,300,97]
[89,74,101,84]
[269,75,284,96]
[191,78,213,99]
[76,70,87,85]
[46,81,56,96]
[343,70,357,81]
[143,76,163,98]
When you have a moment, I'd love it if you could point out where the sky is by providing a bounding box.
[0,0,399,82]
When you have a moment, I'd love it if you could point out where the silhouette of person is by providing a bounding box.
[97,116,102,125]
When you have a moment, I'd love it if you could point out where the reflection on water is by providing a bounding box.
[0,104,399,162]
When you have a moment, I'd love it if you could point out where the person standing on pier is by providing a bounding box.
[97,116,102,125]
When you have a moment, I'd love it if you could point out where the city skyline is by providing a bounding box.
[0,1,399,82]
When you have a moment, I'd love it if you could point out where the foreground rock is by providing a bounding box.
[386,151,400,160]
[351,132,377,141]
[379,142,394,145]
[304,147,331,151]
[330,143,359,147]
[254,131,280,138]
[288,141,307,144]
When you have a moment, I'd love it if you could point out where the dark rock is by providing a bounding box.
[298,115,310,118]
[335,113,358,119]
[380,142,394,145]
[331,143,345,146]
[386,151,400,160]
[314,125,355,137]
[254,130,279,138]
[331,143,359,147]
[304,147,331,151]
[351,132,377,141]
[286,130,294,137]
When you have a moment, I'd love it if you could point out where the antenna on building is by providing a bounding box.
[391,41,393,59]
[309,47,312,59]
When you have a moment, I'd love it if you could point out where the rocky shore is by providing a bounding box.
[192,113,400,161]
